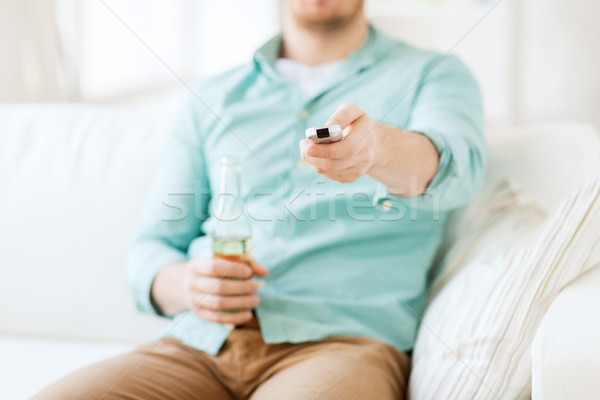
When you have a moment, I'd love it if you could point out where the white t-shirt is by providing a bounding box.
[275,58,346,98]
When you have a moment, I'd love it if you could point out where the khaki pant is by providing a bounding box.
[32,318,410,400]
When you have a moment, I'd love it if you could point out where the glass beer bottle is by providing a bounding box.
[212,156,252,267]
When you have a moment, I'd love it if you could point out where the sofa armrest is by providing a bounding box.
[532,266,600,400]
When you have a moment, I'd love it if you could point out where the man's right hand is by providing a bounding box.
[183,258,268,324]
[151,258,269,325]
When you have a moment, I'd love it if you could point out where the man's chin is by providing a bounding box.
[290,0,364,31]
[296,13,355,31]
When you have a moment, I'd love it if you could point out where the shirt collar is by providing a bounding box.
[253,25,385,83]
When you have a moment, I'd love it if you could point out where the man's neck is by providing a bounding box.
[280,12,369,66]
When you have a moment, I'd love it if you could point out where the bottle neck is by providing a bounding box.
[213,158,251,240]
[215,160,243,221]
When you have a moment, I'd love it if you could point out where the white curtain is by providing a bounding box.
[0,0,73,102]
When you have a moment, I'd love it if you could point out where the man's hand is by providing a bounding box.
[299,102,439,196]
[182,258,268,324]
[300,103,378,184]
[151,258,269,325]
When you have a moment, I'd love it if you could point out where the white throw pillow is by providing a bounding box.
[409,176,600,399]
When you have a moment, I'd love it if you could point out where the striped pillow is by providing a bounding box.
[409,176,600,399]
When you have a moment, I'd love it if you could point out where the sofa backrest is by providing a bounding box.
[0,104,172,342]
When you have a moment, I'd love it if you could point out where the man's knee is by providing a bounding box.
[251,337,410,400]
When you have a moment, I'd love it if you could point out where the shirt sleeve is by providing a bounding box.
[124,95,211,317]
[375,54,486,212]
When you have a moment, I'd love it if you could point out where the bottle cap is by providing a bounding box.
[220,156,240,166]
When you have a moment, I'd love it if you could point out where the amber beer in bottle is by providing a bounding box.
[212,156,252,274]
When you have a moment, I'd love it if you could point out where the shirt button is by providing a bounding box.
[295,159,306,169]
[274,237,285,245]
[379,199,393,212]
[299,109,309,119]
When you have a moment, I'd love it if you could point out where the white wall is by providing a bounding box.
[367,0,517,126]
[194,0,282,78]
[368,0,600,131]
[518,0,600,130]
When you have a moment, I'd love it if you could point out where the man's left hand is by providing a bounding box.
[299,103,381,184]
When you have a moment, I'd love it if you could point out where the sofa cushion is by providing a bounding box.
[410,175,600,399]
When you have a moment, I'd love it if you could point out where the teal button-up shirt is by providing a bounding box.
[125,27,485,355]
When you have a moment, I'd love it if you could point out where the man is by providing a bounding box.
[34,0,485,398]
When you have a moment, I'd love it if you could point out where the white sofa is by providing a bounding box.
[1,104,599,399]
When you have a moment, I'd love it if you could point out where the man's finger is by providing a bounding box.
[302,138,358,160]
[302,114,372,160]
[248,259,269,277]
[192,308,253,325]
[193,293,260,311]
[303,150,361,171]
[326,102,366,129]
[315,165,364,183]
[192,259,253,279]
[192,276,260,296]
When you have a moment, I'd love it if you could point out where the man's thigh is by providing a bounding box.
[31,338,233,400]
[250,337,410,400]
